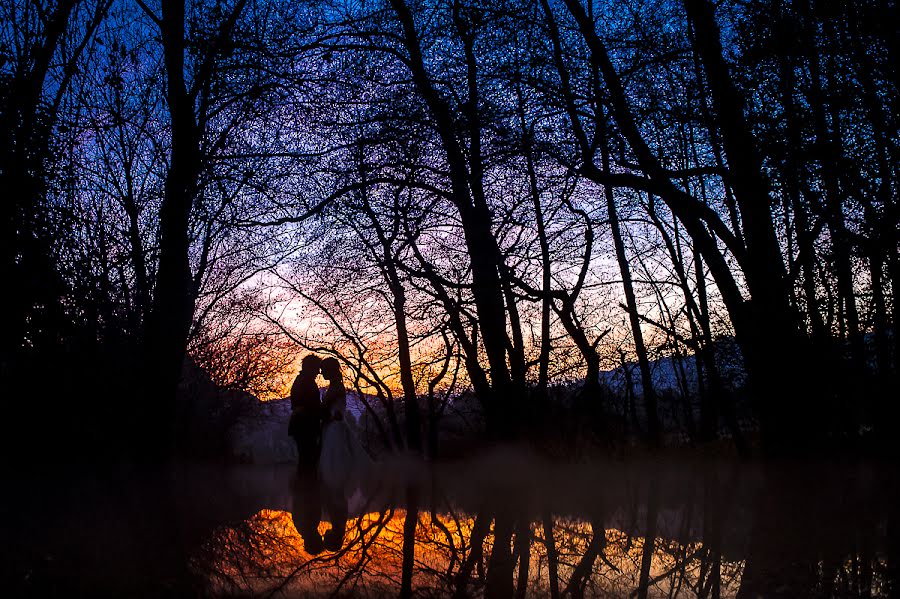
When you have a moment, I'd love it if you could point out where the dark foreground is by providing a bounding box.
[3,449,899,598]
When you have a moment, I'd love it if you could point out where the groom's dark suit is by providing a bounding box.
[289,372,323,470]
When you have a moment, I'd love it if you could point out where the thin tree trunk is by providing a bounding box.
[395,291,423,452]
[778,49,827,342]
[453,511,492,599]
[637,478,660,599]
[513,520,531,599]
[400,488,419,599]
[501,269,528,390]
[562,517,606,599]
[556,304,602,408]
[357,159,423,452]
[515,83,553,396]
[542,512,560,599]
[602,147,660,445]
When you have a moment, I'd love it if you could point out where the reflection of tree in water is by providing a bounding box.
[189,465,899,598]
[513,520,745,598]
[193,510,749,597]
[195,508,402,596]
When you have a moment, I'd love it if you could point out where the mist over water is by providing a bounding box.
[5,450,898,598]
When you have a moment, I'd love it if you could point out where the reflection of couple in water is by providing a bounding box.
[288,354,371,554]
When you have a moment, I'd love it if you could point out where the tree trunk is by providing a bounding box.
[636,477,660,599]
[605,184,660,446]
[485,513,515,599]
[542,512,560,599]
[394,290,423,452]
[685,0,810,452]
[400,487,418,599]
[358,159,423,453]
[556,304,602,411]
[778,49,827,341]
[391,0,515,438]
[513,520,531,599]
[516,87,552,397]
[531,160,553,397]
[141,0,201,460]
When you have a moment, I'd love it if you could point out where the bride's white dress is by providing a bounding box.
[319,381,372,497]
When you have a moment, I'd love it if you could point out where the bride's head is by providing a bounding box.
[320,357,342,382]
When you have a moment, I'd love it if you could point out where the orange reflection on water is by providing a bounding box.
[202,508,408,596]
[197,508,745,598]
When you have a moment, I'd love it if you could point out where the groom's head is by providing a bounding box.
[300,354,322,375]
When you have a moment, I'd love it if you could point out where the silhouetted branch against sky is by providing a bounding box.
[2,0,896,449]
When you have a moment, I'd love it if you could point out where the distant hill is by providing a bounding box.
[597,337,751,437]
[598,336,746,398]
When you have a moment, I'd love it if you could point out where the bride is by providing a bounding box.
[318,357,371,495]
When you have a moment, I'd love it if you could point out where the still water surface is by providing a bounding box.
[4,450,898,598]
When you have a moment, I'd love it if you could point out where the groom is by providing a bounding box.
[288,354,323,471]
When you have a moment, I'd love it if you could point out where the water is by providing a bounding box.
[4,450,898,598]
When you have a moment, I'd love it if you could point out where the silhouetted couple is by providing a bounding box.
[288,354,370,554]
[288,354,369,481]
